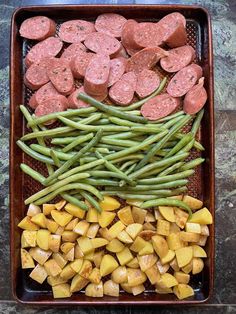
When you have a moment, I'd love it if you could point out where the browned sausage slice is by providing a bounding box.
[95,13,127,38]
[141,93,180,120]
[58,20,96,43]
[84,54,110,96]
[135,69,160,98]
[121,19,140,52]
[60,43,87,62]
[29,82,60,109]
[122,72,137,90]
[108,57,127,87]
[183,77,207,114]
[160,45,195,73]
[167,64,203,97]
[70,51,94,79]
[24,58,50,90]
[133,22,164,49]
[159,12,186,28]
[84,33,121,57]
[68,86,107,109]
[126,47,168,74]
[19,16,56,41]
[25,37,63,67]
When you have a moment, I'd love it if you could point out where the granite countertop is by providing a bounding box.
[0,0,235,312]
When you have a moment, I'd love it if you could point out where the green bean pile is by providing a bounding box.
[18,78,205,213]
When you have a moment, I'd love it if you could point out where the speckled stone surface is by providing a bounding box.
[0,0,236,312]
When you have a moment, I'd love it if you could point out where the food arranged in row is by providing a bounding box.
[18,195,212,299]
[20,12,207,122]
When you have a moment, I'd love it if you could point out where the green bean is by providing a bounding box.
[157,161,185,177]
[131,126,165,134]
[170,186,188,195]
[101,191,163,200]
[88,170,130,181]
[82,178,118,186]
[178,138,195,153]
[17,140,55,165]
[101,138,145,149]
[108,116,139,127]
[79,157,97,164]
[93,118,110,125]
[163,115,185,129]
[20,163,46,185]
[191,109,204,136]
[136,115,192,169]
[130,152,189,180]
[60,193,89,211]
[78,93,147,124]
[120,160,137,171]
[125,163,137,176]
[50,150,61,167]
[175,133,204,151]
[27,106,97,127]
[62,133,94,153]
[104,131,145,140]
[25,173,90,205]
[111,154,146,164]
[80,191,102,213]
[30,144,74,161]
[156,111,185,123]
[51,137,78,145]
[180,158,205,171]
[140,198,192,217]
[165,133,193,158]
[126,110,141,115]
[21,126,74,141]
[138,170,194,185]
[43,130,103,185]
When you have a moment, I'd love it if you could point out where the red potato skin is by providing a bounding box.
[60,43,87,62]
[29,82,60,109]
[58,20,96,43]
[70,51,94,79]
[24,58,50,90]
[68,86,107,109]
[95,13,127,38]
[141,93,180,120]
[183,77,207,114]
[108,57,127,87]
[135,69,160,99]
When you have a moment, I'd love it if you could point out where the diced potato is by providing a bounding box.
[21,230,37,248]
[145,212,155,223]
[64,203,85,219]
[36,229,50,250]
[156,261,170,274]
[44,259,62,277]
[179,231,200,243]
[91,237,108,249]
[73,220,90,236]
[176,247,193,268]
[108,221,125,239]
[126,257,139,269]
[138,254,157,272]
[130,236,147,252]
[145,264,160,284]
[185,222,201,234]
[46,219,59,233]
[98,211,116,228]
[111,266,127,284]
[154,208,163,220]
[173,284,194,300]
[139,230,156,241]
[169,223,181,234]
[55,226,64,235]
[143,222,156,231]
[132,206,147,224]
[27,204,41,217]
[121,282,132,294]
[79,260,93,279]
[29,264,47,284]
[61,242,75,254]
[77,237,93,255]
[157,273,178,288]
[181,260,193,274]
[55,199,66,210]
[174,271,190,284]
[62,231,78,242]
[175,208,189,229]
[85,281,103,298]
[104,280,119,297]
[118,206,134,225]
[74,244,84,259]
[155,285,172,294]
[117,230,133,244]
[127,268,147,287]
[99,196,120,211]
[126,199,143,207]
[86,207,98,223]
[167,233,184,251]
[196,235,208,246]
[89,268,101,284]
[99,228,113,241]
[51,210,73,227]
[168,195,183,201]
[84,250,95,262]
[43,204,56,216]
[106,239,124,253]
[87,223,100,239]
[192,245,207,258]
[70,259,83,273]
[100,254,119,277]
[21,248,35,268]
[70,274,89,293]
[126,223,143,240]
[158,206,175,222]
[93,251,104,268]
[132,284,145,296]
[188,207,213,225]
[116,247,133,266]
[52,283,72,298]
[29,247,52,265]
[183,195,203,210]
[31,213,47,228]
[139,242,154,255]
[49,234,61,252]
[192,257,204,274]
[170,258,180,272]
[47,275,67,287]
[65,218,79,231]
[161,250,175,265]
[63,247,75,262]
[157,219,170,236]
[52,252,67,269]
[152,235,168,258]
[201,225,210,236]
[60,264,76,280]
[18,216,39,231]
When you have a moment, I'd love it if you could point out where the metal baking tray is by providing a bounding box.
[10,4,215,305]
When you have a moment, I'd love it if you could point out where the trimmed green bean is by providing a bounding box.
[50,150,61,167]
[104,131,146,140]
[157,161,185,177]
[82,178,118,186]
[175,133,204,151]
[30,144,74,161]
[124,163,137,176]
[138,170,194,185]
[60,193,89,211]
[101,192,163,200]
[20,163,46,185]
[108,117,139,127]
[178,138,195,153]
[156,111,185,123]
[111,154,145,164]
[120,160,137,171]
[21,126,74,141]
[162,115,185,129]
[62,133,94,153]
[191,109,204,136]
[165,133,193,158]
[131,126,166,134]
[180,158,205,171]
[80,191,102,213]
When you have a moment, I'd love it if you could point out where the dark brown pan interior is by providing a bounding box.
[10,5,214,305]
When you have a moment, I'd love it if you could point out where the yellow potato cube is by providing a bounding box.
[175,208,189,229]
[161,250,175,265]
[73,220,90,236]
[126,223,143,240]
[158,206,175,222]
[62,231,78,242]
[27,204,41,217]
[49,234,61,252]
[192,245,207,258]
[173,284,194,300]
[46,219,59,233]
[55,226,64,235]
[52,283,72,298]
[106,239,125,253]
[77,237,93,255]
[21,230,37,248]
[43,203,56,216]
[116,247,133,266]
[132,284,145,296]
[174,271,190,284]
[74,244,84,259]
[100,254,119,276]
[127,268,147,287]
[192,257,204,274]
[155,285,172,294]
[93,251,104,268]
[185,222,201,234]
[63,247,75,262]
[99,228,113,241]
[21,248,35,269]
[121,282,132,294]
[29,247,52,265]
[104,280,119,297]
[44,259,62,277]
[47,275,67,287]
[132,206,147,224]
[170,258,180,272]
[70,258,83,273]
[156,260,170,274]
[29,264,47,284]
[188,207,213,225]
[176,247,193,268]
[64,203,85,219]
[168,195,183,201]
[157,219,170,236]
[152,235,169,258]
[89,268,101,284]
[157,273,178,288]
[169,223,181,234]
[86,223,100,239]
[138,254,157,272]
[52,252,67,269]
[98,211,116,228]
[201,225,210,236]
[18,216,39,231]
[60,264,76,280]
[99,196,120,211]
[179,231,200,243]
[31,213,47,228]
[65,218,79,231]
[167,233,184,251]
[60,242,75,254]
[139,242,154,256]
[196,235,208,246]
[130,236,147,252]
[91,237,109,249]
[145,211,156,222]
[182,195,203,210]
[108,221,125,239]
[139,230,156,241]
[126,257,139,269]
[36,229,50,250]
[86,207,98,223]
[70,274,89,293]
[118,206,134,225]
[51,210,73,227]
[111,266,127,284]
[54,199,66,210]
[85,281,103,298]
[143,222,156,231]
[79,260,93,279]
[117,230,133,243]
[84,250,95,262]
[145,264,160,285]
[181,260,193,274]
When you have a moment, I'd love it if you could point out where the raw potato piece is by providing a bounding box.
[160,250,175,265]
[98,211,116,228]
[73,220,90,236]
[106,239,125,253]
[44,259,62,277]
[132,207,147,224]
[117,230,133,243]
[156,260,170,274]
[173,284,194,300]
[79,260,93,279]
[104,280,119,297]
[127,268,147,287]
[85,281,104,298]
[21,230,37,248]
[87,223,100,239]
[192,245,207,258]
[108,221,125,238]
[139,242,154,255]
[179,231,200,243]
[55,200,66,210]
[18,216,39,231]
[158,273,178,288]
[138,254,157,272]
[192,257,204,274]
[36,229,50,250]
[46,219,59,233]
[118,206,134,225]
[185,222,201,234]
[27,204,41,217]
[167,233,184,251]
[64,203,85,219]
[175,247,193,268]
[159,206,175,222]
[111,266,128,284]
[91,237,109,249]
[51,210,73,227]
[126,223,143,239]
[29,264,48,284]
[127,257,139,268]
[77,237,93,255]
[89,268,101,284]
[62,231,78,242]
[174,271,190,284]
[86,207,98,223]
[43,204,56,216]
[130,236,147,252]
[53,252,67,269]
[182,195,203,210]
[175,208,189,229]
[49,234,61,252]
[29,247,52,265]
[132,284,145,296]
[188,207,213,225]
[116,247,133,266]
[70,259,83,273]
[99,196,120,211]
[152,235,169,258]
[145,264,161,284]
[157,219,170,236]
[100,254,119,276]
[21,249,35,269]
[52,283,72,298]
[47,275,67,287]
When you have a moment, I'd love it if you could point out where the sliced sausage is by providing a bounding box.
[133,22,164,49]
[25,37,63,67]
[19,16,56,41]
[84,32,121,57]
[126,47,168,74]
[160,45,195,73]
[108,57,127,87]
[167,64,203,97]
[126,47,140,57]
[95,13,127,38]
[183,77,207,114]
[58,20,95,43]
[159,12,186,28]
[70,51,94,79]
[47,58,74,95]
[141,93,180,120]
[68,86,107,109]
[60,43,87,62]
[135,69,160,99]
[112,45,129,59]
[24,58,50,90]
[29,82,60,109]
[121,19,141,51]
[84,54,110,96]
[109,72,136,106]
[122,72,137,90]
